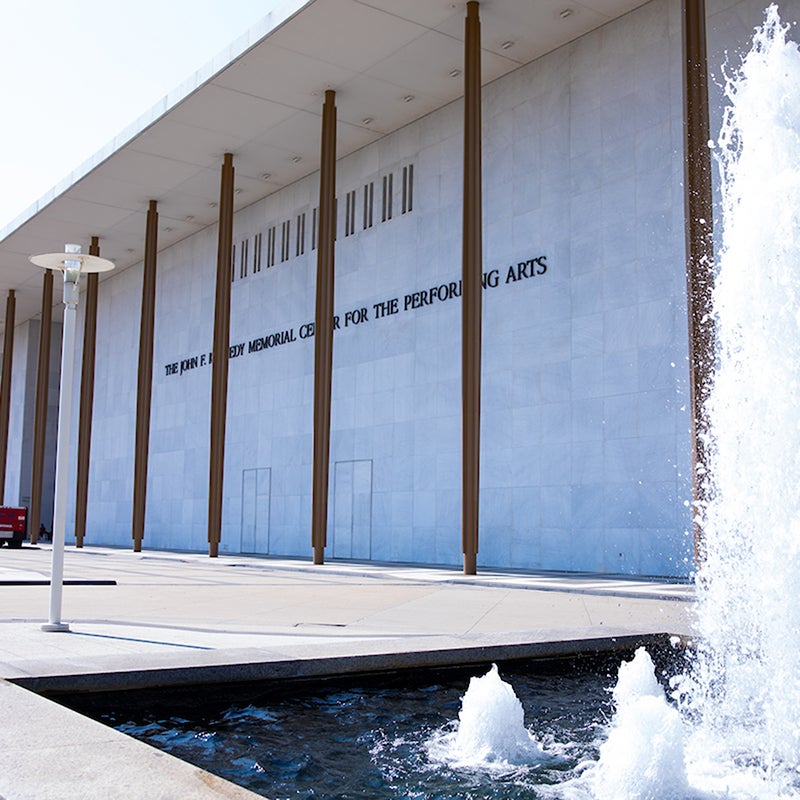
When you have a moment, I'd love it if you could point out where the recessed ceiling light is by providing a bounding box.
[291,155,302,163]
[501,40,514,50]
[125,248,135,253]
[560,8,574,18]
[163,226,174,232]
[403,94,415,103]
[209,201,218,208]
[185,215,195,222]
[362,116,374,125]
[261,172,272,181]
[449,68,462,78]
[234,188,243,195]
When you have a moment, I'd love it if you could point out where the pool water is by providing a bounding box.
[63,658,633,799]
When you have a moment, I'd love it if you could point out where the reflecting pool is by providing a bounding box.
[63,655,649,800]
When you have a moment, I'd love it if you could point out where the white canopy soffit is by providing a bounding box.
[0,0,647,336]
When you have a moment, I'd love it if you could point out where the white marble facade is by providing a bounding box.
[43,0,782,577]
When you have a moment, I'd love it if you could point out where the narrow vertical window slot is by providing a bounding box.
[368,182,374,227]
[387,172,393,220]
[381,176,387,222]
[281,220,290,262]
[267,227,276,267]
[254,233,262,273]
[231,244,236,282]
[312,207,318,250]
[240,239,248,279]
[402,166,408,214]
[408,163,414,212]
[296,212,306,256]
[346,190,356,236]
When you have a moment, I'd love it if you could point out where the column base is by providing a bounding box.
[463,552,477,575]
[41,622,70,632]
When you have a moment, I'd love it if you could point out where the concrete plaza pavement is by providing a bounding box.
[0,544,695,799]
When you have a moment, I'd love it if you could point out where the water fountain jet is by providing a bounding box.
[594,649,689,800]
[681,1,800,779]
[426,663,549,772]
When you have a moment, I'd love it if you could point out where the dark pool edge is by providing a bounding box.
[0,579,117,586]
[12,632,686,696]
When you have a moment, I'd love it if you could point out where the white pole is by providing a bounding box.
[42,244,81,632]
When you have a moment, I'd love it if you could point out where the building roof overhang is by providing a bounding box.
[0,0,648,337]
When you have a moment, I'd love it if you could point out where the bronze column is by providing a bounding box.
[208,153,234,557]
[462,1,482,575]
[682,0,714,563]
[311,90,337,565]
[74,236,100,547]
[0,290,15,500]
[132,202,159,552]
[29,271,54,544]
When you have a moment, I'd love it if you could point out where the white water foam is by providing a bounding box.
[426,663,548,772]
[593,649,689,800]
[680,3,800,789]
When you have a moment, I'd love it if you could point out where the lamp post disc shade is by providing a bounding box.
[29,252,115,273]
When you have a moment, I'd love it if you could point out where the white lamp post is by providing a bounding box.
[29,244,114,632]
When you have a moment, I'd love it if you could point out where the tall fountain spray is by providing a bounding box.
[592,8,800,798]
[681,3,800,778]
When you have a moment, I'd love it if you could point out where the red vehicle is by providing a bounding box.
[0,506,27,548]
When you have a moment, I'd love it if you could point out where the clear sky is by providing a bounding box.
[0,0,278,230]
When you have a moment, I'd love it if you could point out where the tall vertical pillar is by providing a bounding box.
[682,0,714,563]
[208,153,234,558]
[132,203,158,552]
[74,237,100,547]
[311,90,337,565]
[462,1,482,576]
[0,290,15,501]
[29,271,54,544]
